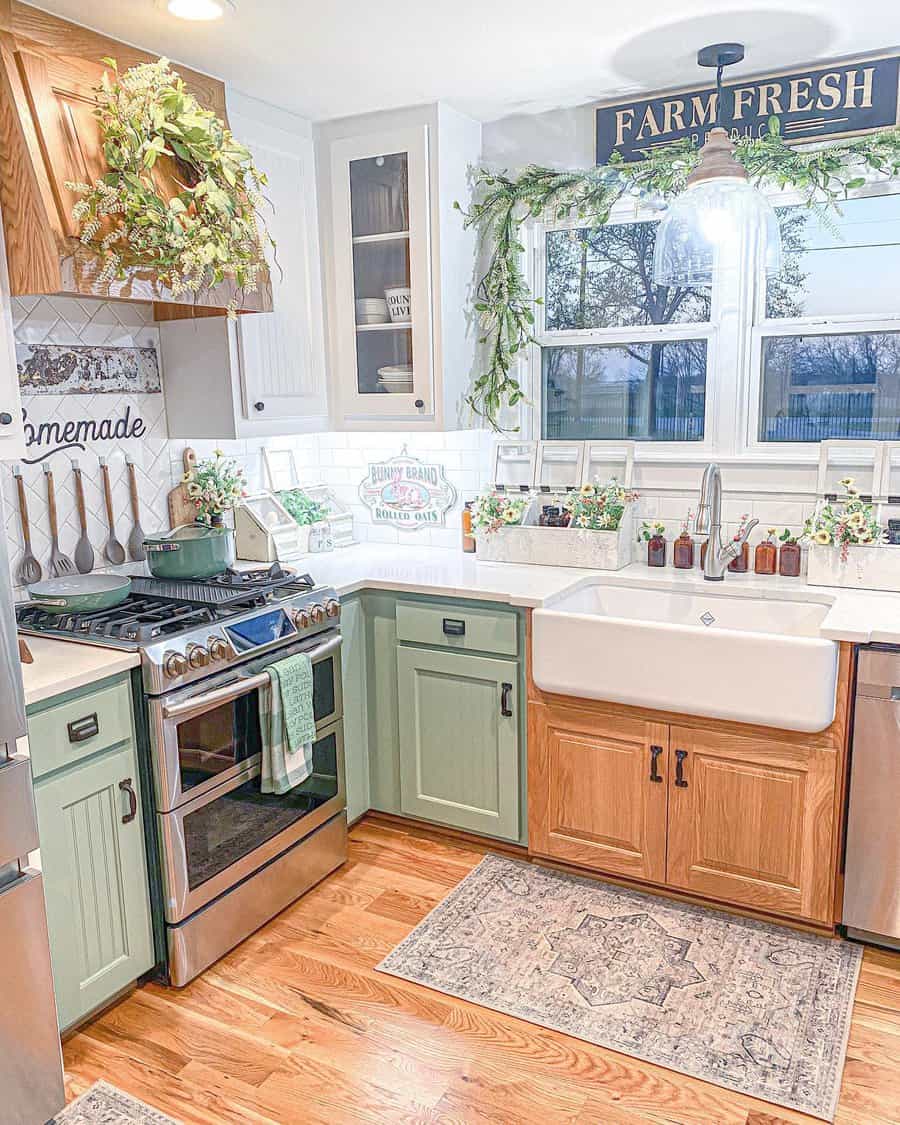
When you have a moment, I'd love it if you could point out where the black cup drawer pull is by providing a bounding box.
[442,618,466,637]
[67,712,99,744]
[649,744,663,783]
[119,778,137,824]
[675,749,689,788]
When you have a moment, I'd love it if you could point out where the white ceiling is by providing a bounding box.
[31,0,900,123]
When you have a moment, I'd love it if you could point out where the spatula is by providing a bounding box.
[44,464,75,578]
[125,457,146,562]
[99,456,126,566]
[12,466,41,585]
[71,459,94,574]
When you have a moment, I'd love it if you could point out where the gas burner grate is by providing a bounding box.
[17,596,218,644]
[129,564,311,608]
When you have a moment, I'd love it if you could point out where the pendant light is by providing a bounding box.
[652,43,782,287]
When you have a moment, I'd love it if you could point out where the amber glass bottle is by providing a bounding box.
[647,533,667,567]
[779,541,801,576]
[728,541,750,573]
[754,536,777,575]
[461,502,476,553]
[673,534,694,569]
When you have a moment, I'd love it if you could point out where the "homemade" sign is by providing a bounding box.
[596,52,900,164]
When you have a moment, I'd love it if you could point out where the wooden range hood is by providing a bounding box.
[0,1,272,320]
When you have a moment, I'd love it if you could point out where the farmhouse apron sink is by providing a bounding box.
[532,583,839,733]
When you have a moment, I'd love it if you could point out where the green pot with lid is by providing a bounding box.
[143,523,235,580]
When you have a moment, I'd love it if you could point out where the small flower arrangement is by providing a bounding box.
[679,510,694,538]
[733,512,751,541]
[803,477,884,561]
[564,478,638,531]
[471,492,529,535]
[184,449,247,526]
[640,520,666,541]
[779,528,799,546]
[278,489,328,527]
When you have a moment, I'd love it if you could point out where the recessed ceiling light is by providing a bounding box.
[166,0,235,21]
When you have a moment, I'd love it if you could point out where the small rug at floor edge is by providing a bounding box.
[376,853,861,1122]
[51,1080,180,1124]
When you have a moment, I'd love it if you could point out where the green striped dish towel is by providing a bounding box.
[260,652,317,794]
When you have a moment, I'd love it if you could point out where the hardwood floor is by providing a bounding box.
[62,818,900,1125]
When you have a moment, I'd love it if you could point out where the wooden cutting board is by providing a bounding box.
[167,447,197,529]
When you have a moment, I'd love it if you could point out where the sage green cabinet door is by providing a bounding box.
[33,744,154,1031]
[397,646,519,840]
[340,595,370,823]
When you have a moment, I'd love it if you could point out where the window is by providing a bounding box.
[754,193,900,444]
[539,222,713,443]
[535,188,900,456]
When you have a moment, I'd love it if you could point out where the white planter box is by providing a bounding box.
[476,506,633,570]
[807,543,900,592]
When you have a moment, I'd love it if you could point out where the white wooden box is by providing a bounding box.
[807,543,900,592]
[477,503,633,570]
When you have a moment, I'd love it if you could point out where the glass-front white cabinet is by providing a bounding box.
[331,127,433,421]
[321,105,482,431]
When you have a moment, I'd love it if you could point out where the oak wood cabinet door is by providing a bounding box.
[529,703,668,883]
[666,725,837,923]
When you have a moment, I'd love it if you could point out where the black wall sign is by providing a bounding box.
[22,405,147,464]
[596,52,900,165]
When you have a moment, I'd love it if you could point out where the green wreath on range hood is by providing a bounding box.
[66,57,273,316]
[458,119,900,431]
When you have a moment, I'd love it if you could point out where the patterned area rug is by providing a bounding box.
[377,854,862,1121]
[52,1081,179,1124]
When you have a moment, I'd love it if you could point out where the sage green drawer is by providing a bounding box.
[395,600,517,657]
[28,679,134,780]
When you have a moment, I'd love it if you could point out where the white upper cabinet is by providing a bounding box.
[319,104,482,430]
[161,91,328,439]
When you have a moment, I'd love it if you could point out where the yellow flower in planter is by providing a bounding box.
[813,530,832,545]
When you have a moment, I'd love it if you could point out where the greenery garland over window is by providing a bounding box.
[458,120,900,430]
[66,57,272,315]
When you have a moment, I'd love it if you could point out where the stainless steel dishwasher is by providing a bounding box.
[843,647,900,949]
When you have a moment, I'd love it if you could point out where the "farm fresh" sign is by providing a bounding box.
[596,52,900,164]
[358,448,457,531]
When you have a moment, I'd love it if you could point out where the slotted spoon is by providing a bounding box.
[12,466,41,585]
[44,464,75,578]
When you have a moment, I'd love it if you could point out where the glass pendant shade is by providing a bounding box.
[652,131,783,287]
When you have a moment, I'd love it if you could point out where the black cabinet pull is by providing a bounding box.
[0,412,12,425]
[442,618,465,637]
[119,778,137,824]
[67,712,99,744]
[253,401,265,412]
[501,682,513,717]
[414,399,424,409]
[675,749,689,788]
[649,744,663,783]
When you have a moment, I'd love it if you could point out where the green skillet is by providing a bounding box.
[27,574,132,614]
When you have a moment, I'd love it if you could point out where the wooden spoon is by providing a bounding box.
[71,459,94,574]
[99,457,126,566]
[12,466,41,585]
[125,457,146,562]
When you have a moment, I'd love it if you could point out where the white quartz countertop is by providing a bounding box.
[17,543,900,706]
[20,635,140,708]
[303,543,900,646]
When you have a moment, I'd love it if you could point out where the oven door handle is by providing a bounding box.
[161,633,342,720]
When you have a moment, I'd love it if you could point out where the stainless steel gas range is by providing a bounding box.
[18,565,347,986]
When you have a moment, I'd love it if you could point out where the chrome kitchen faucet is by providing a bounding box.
[695,463,758,581]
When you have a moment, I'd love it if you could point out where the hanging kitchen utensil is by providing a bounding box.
[143,523,235,580]
[43,464,75,578]
[12,466,41,585]
[125,457,146,562]
[167,447,198,529]
[99,456,127,566]
[71,459,94,575]
[27,574,132,614]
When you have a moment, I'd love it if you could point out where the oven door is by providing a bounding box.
[158,719,345,922]
[149,630,342,813]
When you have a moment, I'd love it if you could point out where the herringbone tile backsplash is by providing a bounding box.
[5,296,177,594]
